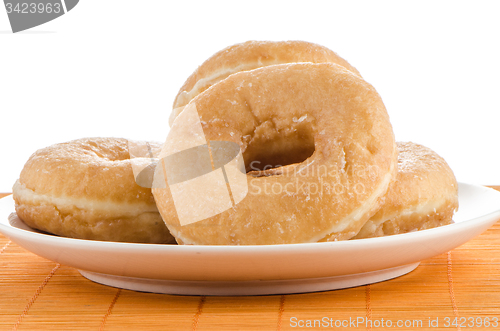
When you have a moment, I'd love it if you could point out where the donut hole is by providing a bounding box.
[244,124,315,174]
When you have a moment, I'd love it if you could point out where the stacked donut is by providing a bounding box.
[12,41,458,245]
[13,138,176,244]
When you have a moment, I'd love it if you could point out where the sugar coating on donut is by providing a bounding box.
[353,142,458,239]
[13,137,175,244]
[153,62,398,245]
[170,40,361,126]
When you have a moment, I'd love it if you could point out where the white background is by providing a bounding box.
[1,0,499,192]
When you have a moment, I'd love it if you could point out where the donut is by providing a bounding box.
[12,137,176,244]
[353,142,458,239]
[153,62,398,245]
[169,40,360,126]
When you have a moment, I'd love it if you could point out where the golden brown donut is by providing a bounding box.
[353,142,458,239]
[153,62,397,245]
[12,137,175,244]
[169,40,361,126]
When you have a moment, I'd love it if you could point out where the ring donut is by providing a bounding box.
[169,40,360,126]
[13,137,176,244]
[153,62,397,245]
[353,142,458,239]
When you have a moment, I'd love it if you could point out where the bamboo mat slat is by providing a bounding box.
[1,189,500,331]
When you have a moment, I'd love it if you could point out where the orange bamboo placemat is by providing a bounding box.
[1,188,500,331]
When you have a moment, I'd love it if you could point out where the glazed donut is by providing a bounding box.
[153,62,397,245]
[12,137,176,244]
[169,40,361,126]
[353,142,458,239]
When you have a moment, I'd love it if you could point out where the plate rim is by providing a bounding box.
[1,182,499,253]
[2,182,500,290]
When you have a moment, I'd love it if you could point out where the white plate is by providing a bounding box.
[1,183,500,296]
